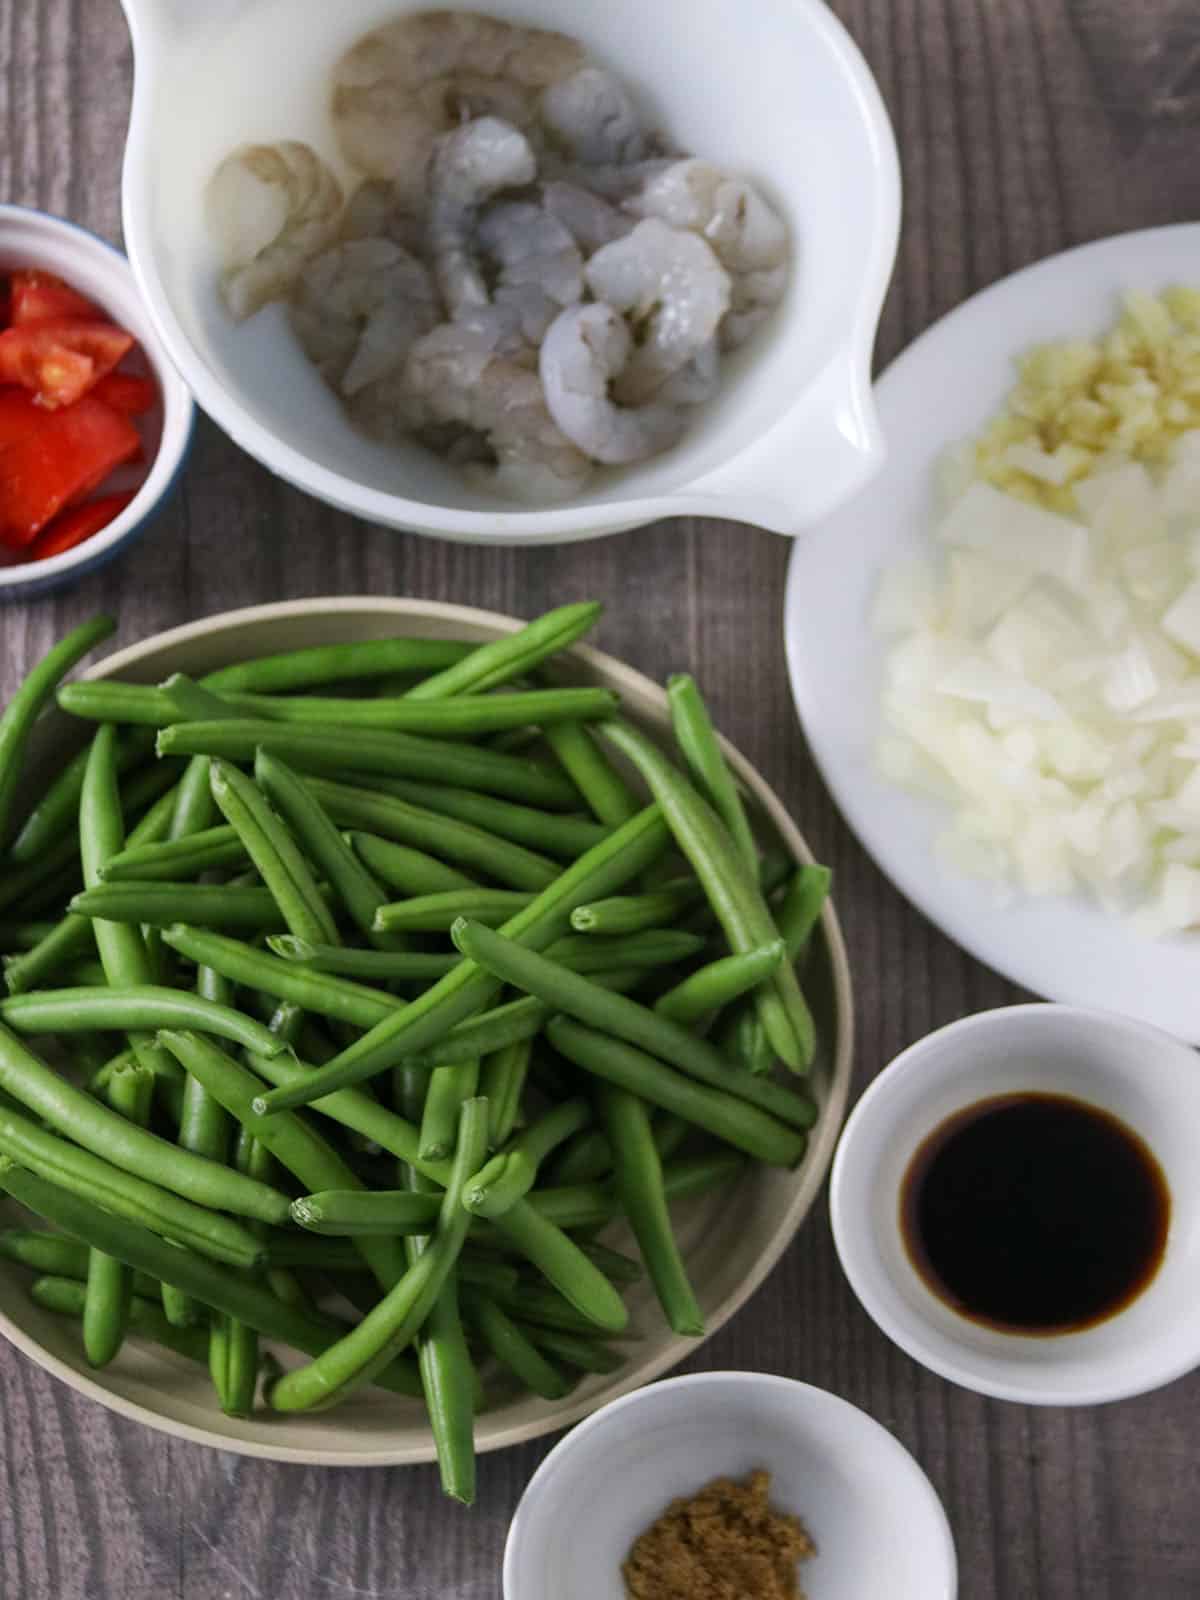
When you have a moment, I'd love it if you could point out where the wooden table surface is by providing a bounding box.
[3,2,1200,1595]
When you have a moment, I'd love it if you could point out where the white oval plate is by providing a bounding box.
[785,223,1200,1042]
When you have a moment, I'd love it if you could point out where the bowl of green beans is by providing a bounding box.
[0,597,852,1483]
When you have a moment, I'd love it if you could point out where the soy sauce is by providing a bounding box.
[900,1092,1170,1335]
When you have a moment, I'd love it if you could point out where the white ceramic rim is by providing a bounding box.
[829,1001,1200,1406]
[0,204,195,595]
[0,596,854,1465]
[118,0,900,544]
[502,1370,958,1596]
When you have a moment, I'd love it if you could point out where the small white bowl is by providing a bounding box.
[831,1004,1200,1406]
[503,1371,957,1600]
[0,205,194,600]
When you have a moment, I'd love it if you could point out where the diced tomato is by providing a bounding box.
[9,269,101,326]
[0,390,140,549]
[24,491,136,562]
[0,320,134,409]
[91,370,158,415]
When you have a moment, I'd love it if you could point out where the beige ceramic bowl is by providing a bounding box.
[0,598,854,1465]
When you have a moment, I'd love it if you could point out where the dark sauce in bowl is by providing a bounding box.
[900,1092,1170,1335]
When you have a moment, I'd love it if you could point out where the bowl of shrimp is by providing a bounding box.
[118,0,899,543]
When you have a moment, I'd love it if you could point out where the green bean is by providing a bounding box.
[488,1201,627,1333]
[1,1228,193,1301]
[349,831,479,896]
[204,637,474,695]
[450,920,813,1133]
[8,726,157,866]
[403,602,601,701]
[291,1189,441,1235]
[160,722,580,811]
[254,804,670,1114]
[71,882,299,931]
[58,681,178,726]
[209,759,339,946]
[0,1163,422,1398]
[87,1044,185,1125]
[363,780,608,861]
[600,721,815,1071]
[162,969,234,1328]
[463,1294,569,1400]
[599,1085,702,1337]
[0,923,55,953]
[723,864,832,1074]
[82,1063,156,1367]
[210,1128,270,1417]
[3,913,95,997]
[155,1030,409,1298]
[161,926,401,1029]
[253,750,398,950]
[267,937,460,982]
[549,1128,612,1186]
[494,1281,619,1337]
[31,1277,212,1365]
[666,674,758,873]
[308,778,559,891]
[456,1255,518,1298]
[547,1017,806,1167]
[478,1038,531,1149]
[268,1097,490,1412]
[101,825,248,882]
[0,616,114,849]
[569,879,705,935]
[653,940,786,1025]
[530,1150,746,1230]
[168,754,217,839]
[2,986,293,1059]
[464,1098,591,1218]
[579,1241,643,1286]
[420,1060,480,1161]
[0,835,78,918]
[218,685,618,735]
[0,1095,263,1266]
[654,1112,691,1163]
[521,1324,624,1375]
[543,720,639,828]
[397,996,551,1069]
[374,889,534,934]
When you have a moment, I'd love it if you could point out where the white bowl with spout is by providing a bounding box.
[117,0,900,544]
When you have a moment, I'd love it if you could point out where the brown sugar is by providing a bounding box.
[622,1468,815,1600]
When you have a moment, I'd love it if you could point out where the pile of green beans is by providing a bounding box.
[0,602,830,1504]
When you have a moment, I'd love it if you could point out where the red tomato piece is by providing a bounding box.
[24,491,136,562]
[9,270,101,325]
[91,370,158,415]
[0,390,140,548]
[0,320,134,409]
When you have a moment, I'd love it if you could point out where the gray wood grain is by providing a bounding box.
[3,1,1200,1595]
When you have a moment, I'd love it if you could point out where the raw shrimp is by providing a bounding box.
[476,201,584,343]
[207,142,342,320]
[539,303,688,465]
[331,11,584,202]
[428,117,538,318]
[541,180,632,252]
[340,180,430,259]
[627,158,789,346]
[539,156,674,201]
[289,239,439,396]
[405,322,592,500]
[540,67,645,165]
[584,219,731,403]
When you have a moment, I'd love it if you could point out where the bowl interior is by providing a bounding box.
[832,1006,1200,1404]
[0,207,193,591]
[127,0,892,516]
[0,597,853,1465]
[504,1373,956,1600]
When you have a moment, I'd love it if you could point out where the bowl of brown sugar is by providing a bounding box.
[502,1371,957,1599]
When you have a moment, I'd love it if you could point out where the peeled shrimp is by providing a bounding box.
[405,321,592,500]
[541,180,632,252]
[428,117,538,318]
[584,219,731,403]
[539,155,674,201]
[627,158,789,346]
[475,200,584,343]
[288,239,438,396]
[207,142,342,320]
[539,303,688,465]
[340,180,430,259]
[540,66,645,165]
[331,11,584,202]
